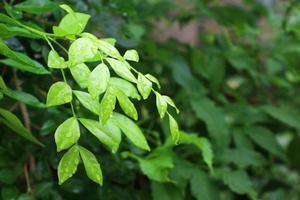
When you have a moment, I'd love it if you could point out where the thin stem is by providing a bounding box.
[60,69,67,82]
[60,69,76,117]
[49,37,68,54]
[44,34,77,118]
[23,163,32,193]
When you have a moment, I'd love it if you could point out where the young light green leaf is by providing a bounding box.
[46,82,72,107]
[73,90,99,115]
[0,108,43,146]
[47,50,67,69]
[137,73,152,99]
[106,58,137,83]
[97,40,121,59]
[53,11,90,36]
[155,92,167,118]
[124,49,139,62]
[55,117,80,152]
[88,63,110,99]
[79,146,103,185]
[58,145,80,185]
[59,4,73,13]
[99,88,116,125]
[102,38,116,46]
[113,88,138,120]
[70,63,91,88]
[112,112,150,151]
[145,74,161,89]
[109,77,141,100]
[68,38,98,66]
[79,118,120,153]
[168,113,180,144]
[163,95,179,113]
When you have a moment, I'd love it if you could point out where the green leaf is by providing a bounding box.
[55,117,80,152]
[151,182,183,200]
[0,58,49,74]
[163,95,179,113]
[179,132,213,170]
[137,73,152,99]
[0,39,49,74]
[0,108,43,146]
[70,63,91,88]
[190,169,220,200]
[58,145,80,185]
[73,91,99,115]
[79,118,121,153]
[99,88,116,125]
[191,97,230,149]
[0,76,7,90]
[262,105,300,130]
[106,58,137,83]
[68,38,98,66]
[4,2,22,19]
[15,0,58,14]
[112,112,150,151]
[109,77,141,100]
[79,146,103,185]
[47,50,67,69]
[168,113,180,144]
[219,148,265,168]
[0,169,18,185]
[1,187,19,200]
[155,92,167,118]
[1,89,45,108]
[46,82,72,107]
[88,63,110,99]
[219,169,253,195]
[97,40,121,59]
[0,14,19,25]
[124,49,139,62]
[113,88,138,120]
[138,146,173,182]
[244,126,284,158]
[0,23,40,39]
[145,74,161,89]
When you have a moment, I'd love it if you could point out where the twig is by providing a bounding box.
[12,69,34,194]
[23,163,32,193]
[12,69,31,129]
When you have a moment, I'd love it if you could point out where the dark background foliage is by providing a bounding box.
[1,0,300,199]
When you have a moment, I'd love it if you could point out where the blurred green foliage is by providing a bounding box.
[1,0,300,199]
